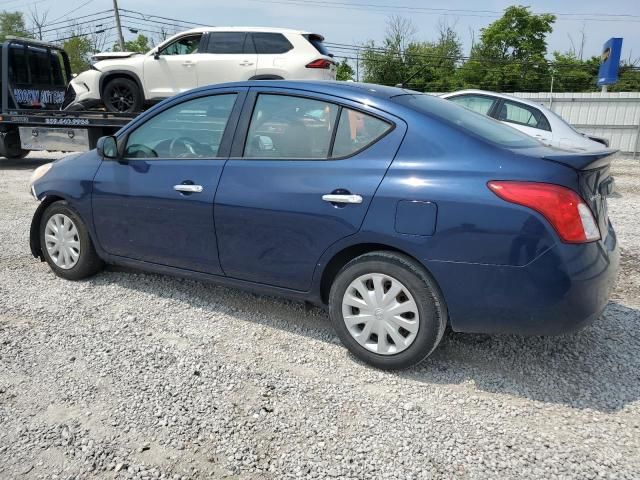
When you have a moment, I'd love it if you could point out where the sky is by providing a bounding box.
[11,0,640,61]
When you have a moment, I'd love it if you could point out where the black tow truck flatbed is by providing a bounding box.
[0,37,136,159]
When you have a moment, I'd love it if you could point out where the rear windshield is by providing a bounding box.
[394,94,540,149]
[303,34,331,56]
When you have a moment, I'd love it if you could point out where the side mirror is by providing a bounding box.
[153,49,160,60]
[96,135,119,160]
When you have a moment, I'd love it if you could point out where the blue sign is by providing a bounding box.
[597,37,623,86]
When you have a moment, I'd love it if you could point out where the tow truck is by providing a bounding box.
[0,37,135,159]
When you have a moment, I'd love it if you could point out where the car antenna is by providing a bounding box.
[395,64,430,89]
[396,55,449,89]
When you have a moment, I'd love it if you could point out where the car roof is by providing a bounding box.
[441,89,551,112]
[180,26,313,35]
[193,80,418,100]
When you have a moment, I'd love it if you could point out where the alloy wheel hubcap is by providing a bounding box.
[44,214,80,270]
[109,86,134,112]
[342,273,420,355]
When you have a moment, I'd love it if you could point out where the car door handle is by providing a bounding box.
[174,184,203,193]
[239,61,254,66]
[322,194,363,204]
[182,61,195,67]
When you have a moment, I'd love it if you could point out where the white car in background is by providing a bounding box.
[440,90,609,152]
[63,27,336,113]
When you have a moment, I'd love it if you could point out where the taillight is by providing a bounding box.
[306,59,333,69]
[487,181,600,243]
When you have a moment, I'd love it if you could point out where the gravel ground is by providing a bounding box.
[1,152,639,480]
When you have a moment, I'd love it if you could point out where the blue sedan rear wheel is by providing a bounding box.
[329,251,447,370]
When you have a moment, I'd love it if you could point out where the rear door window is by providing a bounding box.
[250,33,293,54]
[448,94,496,115]
[331,108,392,158]
[243,94,338,159]
[495,100,551,131]
[205,32,248,54]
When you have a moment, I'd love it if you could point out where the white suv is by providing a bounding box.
[63,27,336,112]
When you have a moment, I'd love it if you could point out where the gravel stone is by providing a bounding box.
[0,152,639,479]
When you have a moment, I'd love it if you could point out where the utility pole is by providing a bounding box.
[113,0,125,51]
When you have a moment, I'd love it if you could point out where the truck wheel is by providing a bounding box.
[0,130,28,159]
[102,77,142,113]
[5,150,29,159]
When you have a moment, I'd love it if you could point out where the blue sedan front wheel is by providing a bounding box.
[39,201,104,280]
[329,251,447,370]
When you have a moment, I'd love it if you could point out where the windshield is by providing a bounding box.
[393,94,540,149]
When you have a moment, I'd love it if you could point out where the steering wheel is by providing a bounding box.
[125,144,158,158]
[169,136,201,158]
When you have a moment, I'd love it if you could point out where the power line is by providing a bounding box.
[247,0,640,23]
[120,9,208,28]
[48,0,97,23]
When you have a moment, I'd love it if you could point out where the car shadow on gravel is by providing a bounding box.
[0,157,52,170]
[403,301,640,412]
[100,267,639,413]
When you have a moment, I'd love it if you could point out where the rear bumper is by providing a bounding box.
[427,222,620,336]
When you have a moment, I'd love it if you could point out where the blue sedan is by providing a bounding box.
[28,81,619,369]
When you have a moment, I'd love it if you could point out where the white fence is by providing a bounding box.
[511,92,640,155]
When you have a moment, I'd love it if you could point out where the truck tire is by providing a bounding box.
[0,130,28,159]
[102,77,143,113]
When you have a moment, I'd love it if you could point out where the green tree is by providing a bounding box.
[360,17,463,91]
[403,25,463,92]
[336,59,355,81]
[113,34,151,53]
[609,63,640,92]
[549,52,599,92]
[63,35,93,74]
[0,11,31,41]
[459,6,555,91]
[361,16,414,87]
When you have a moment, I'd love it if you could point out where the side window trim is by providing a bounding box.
[230,88,396,161]
[200,32,211,54]
[117,88,248,160]
[326,105,343,158]
[245,33,257,54]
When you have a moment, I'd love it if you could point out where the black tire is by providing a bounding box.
[39,201,104,280]
[102,77,143,113]
[5,150,29,159]
[0,129,28,159]
[329,251,447,370]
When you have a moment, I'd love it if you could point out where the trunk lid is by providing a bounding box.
[543,149,617,237]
